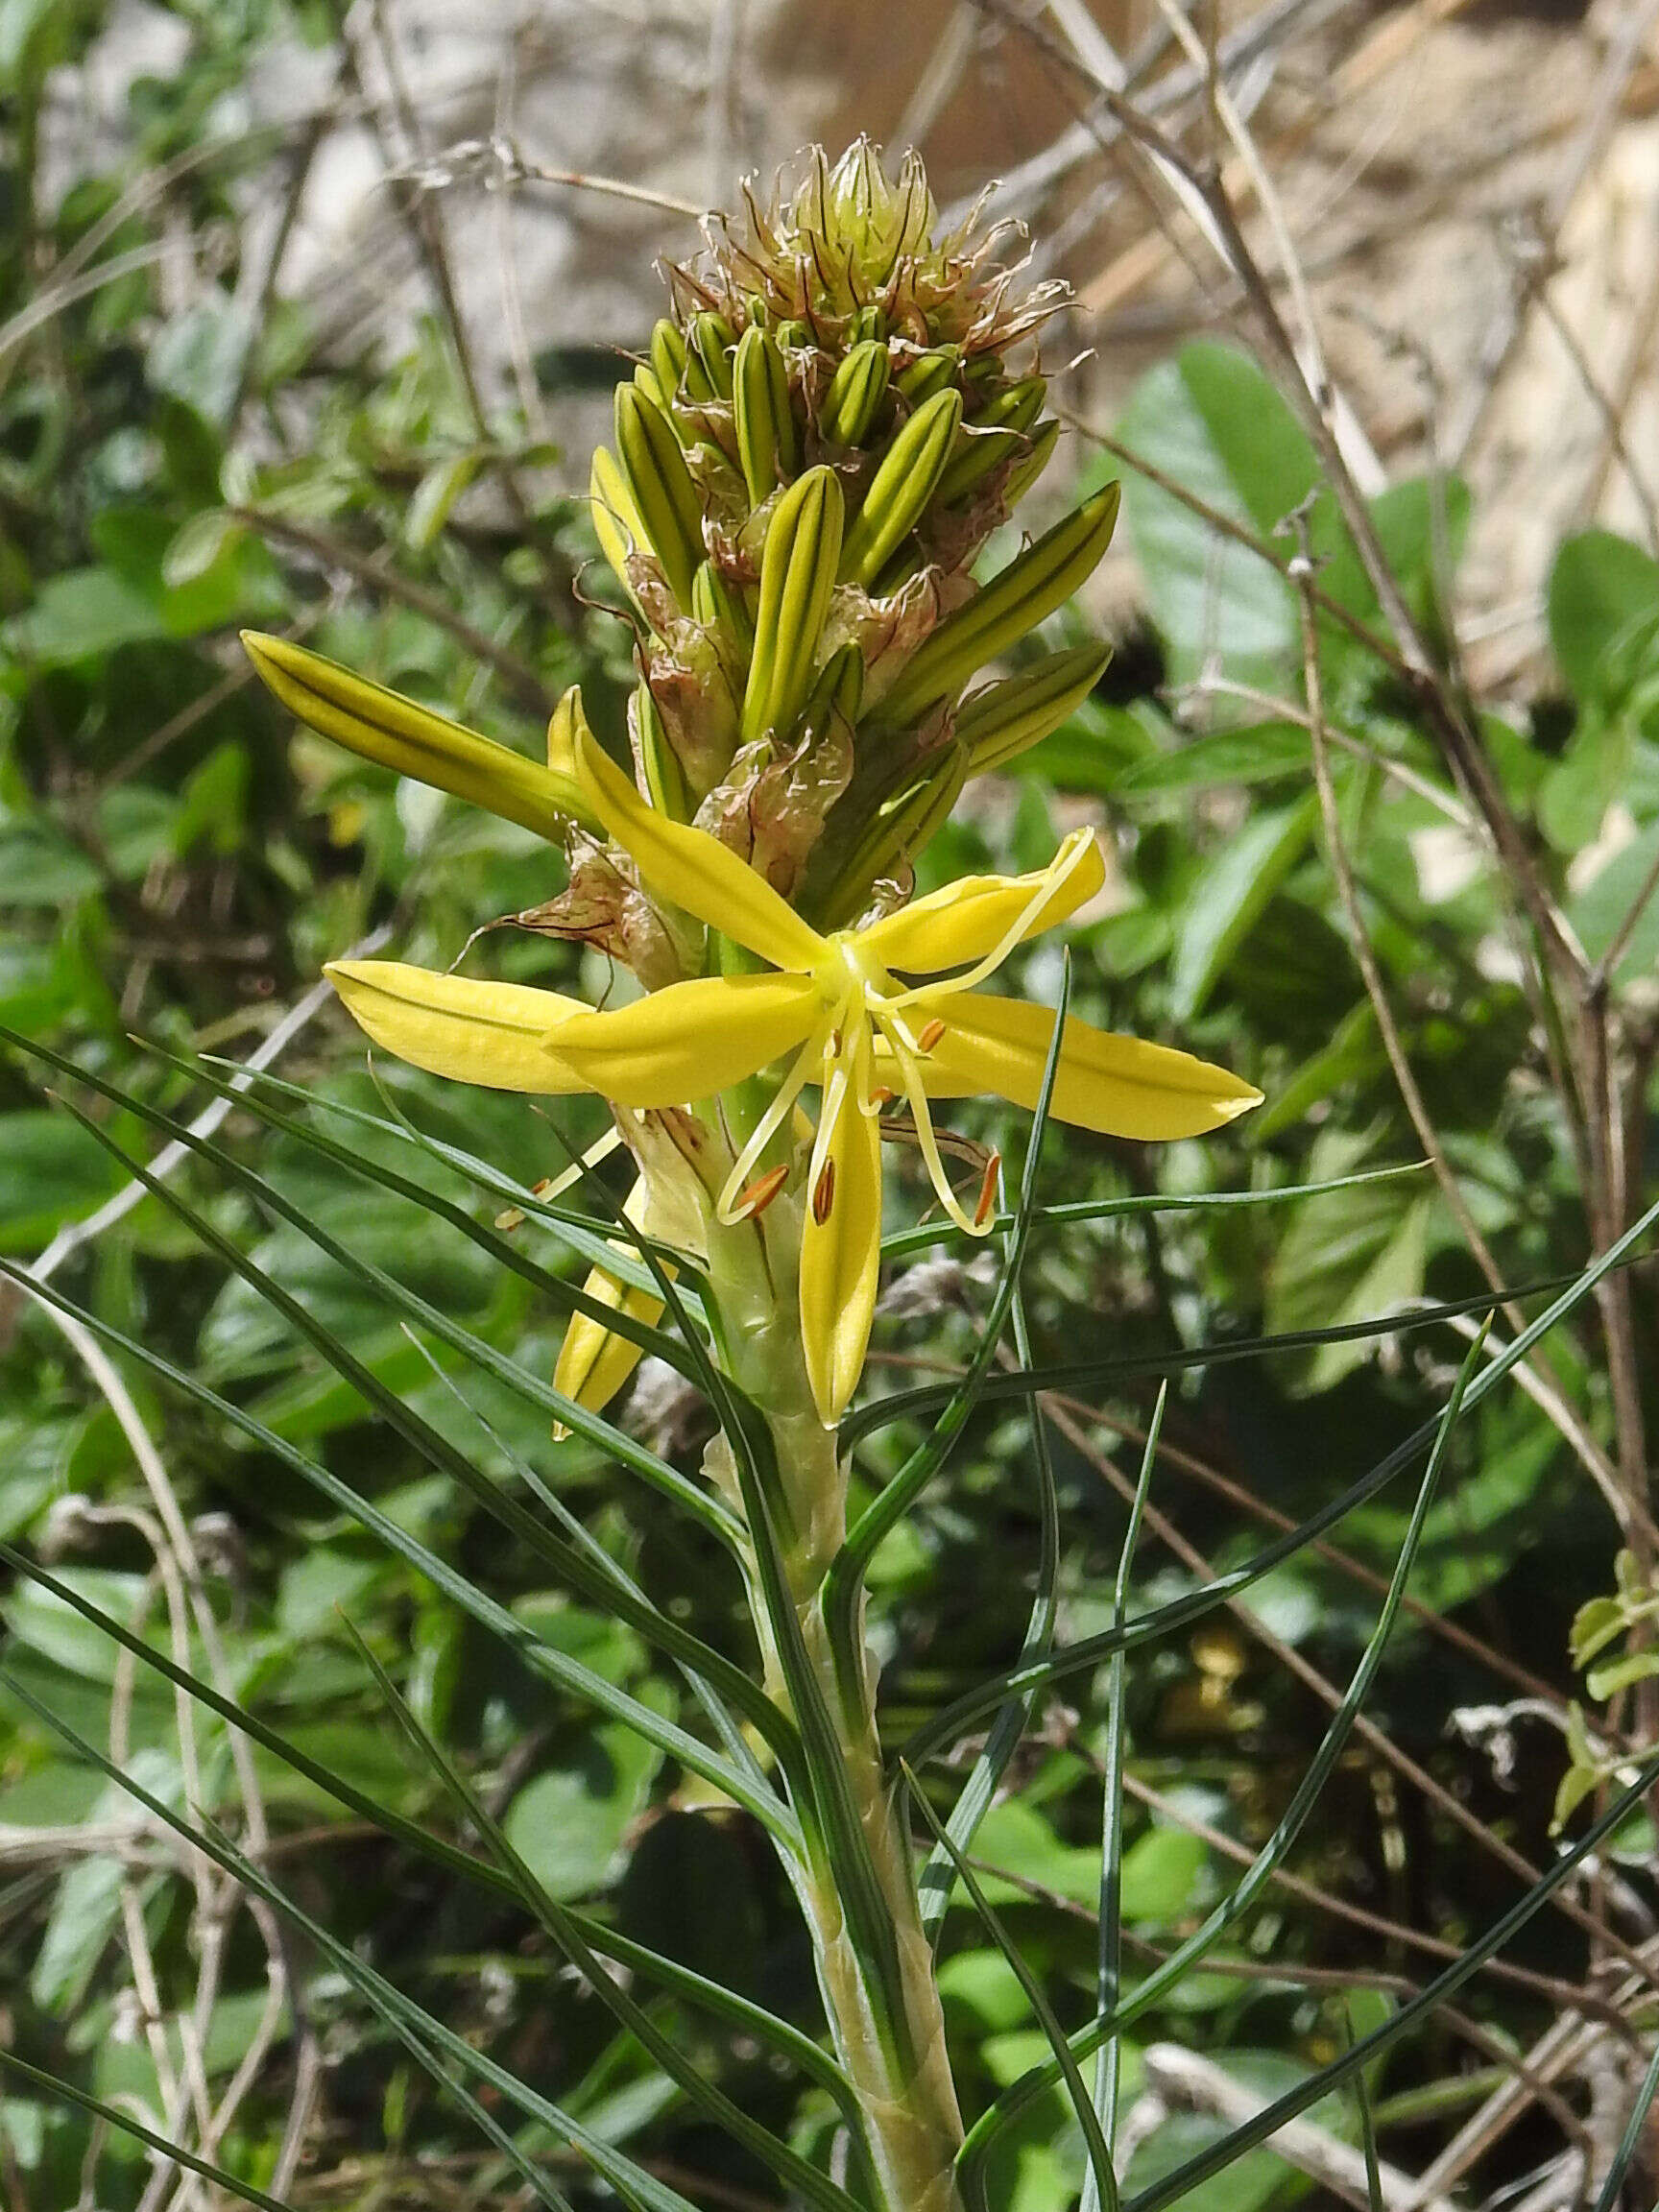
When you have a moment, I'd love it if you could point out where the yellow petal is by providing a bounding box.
[572,725,824,974]
[589,446,647,604]
[551,973,820,1108]
[552,1272,667,1437]
[862,829,1105,974]
[800,1040,884,1426]
[327,960,591,1093]
[922,993,1262,1139]
[241,634,596,838]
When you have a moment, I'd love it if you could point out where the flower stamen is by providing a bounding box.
[733,1163,791,1219]
[974,1150,1000,1228]
[812,1158,836,1223]
[716,1014,837,1224]
[879,1015,979,1235]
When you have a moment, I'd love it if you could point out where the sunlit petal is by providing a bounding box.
[326,960,591,1093]
[551,1274,665,1437]
[551,1176,677,1438]
[862,828,1104,974]
[923,993,1262,1139]
[573,724,825,974]
[800,1032,884,1425]
[551,973,820,1107]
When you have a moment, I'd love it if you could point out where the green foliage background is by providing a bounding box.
[4,10,1658,2211]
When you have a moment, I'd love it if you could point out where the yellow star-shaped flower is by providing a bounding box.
[326,721,1261,1426]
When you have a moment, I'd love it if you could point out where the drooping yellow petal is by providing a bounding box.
[800,1037,885,1426]
[922,993,1262,1140]
[861,828,1105,974]
[242,634,597,837]
[552,1272,666,1438]
[572,724,825,974]
[327,961,591,1093]
[551,1175,673,1438]
[550,973,820,1108]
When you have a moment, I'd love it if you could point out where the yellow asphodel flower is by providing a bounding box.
[326,722,1262,1427]
[546,727,1261,1424]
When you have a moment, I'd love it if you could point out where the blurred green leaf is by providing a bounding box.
[1168,794,1318,1020]
[504,1721,663,1902]
[1548,528,1659,702]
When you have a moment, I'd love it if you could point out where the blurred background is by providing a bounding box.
[7,3,1659,2210]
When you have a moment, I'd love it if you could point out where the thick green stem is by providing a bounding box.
[704,1196,965,2212]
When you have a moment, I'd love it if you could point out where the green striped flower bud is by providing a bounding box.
[824,746,970,926]
[804,639,864,733]
[1000,417,1060,508]
[839,387,963,588]
[649,317,686,403]
[613,382,706,610]
[241,632,597,838]
[691,558,756,651]
[878,483,1120,723]
[897,346,961,403]
[933,377,1047,508]
[636,684,691,819]
[686,310,736,402]
[733,325,798,506]
[741,465,845,747]
[820,338,891,446]
[636,358,696,448]
[954,643,1111,772]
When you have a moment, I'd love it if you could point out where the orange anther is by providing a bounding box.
[974,1150,1001,1228]
[869,1085,897,1108]
[812,1159,836,1225]
[733,1163,789,1220]
[916,1017,946,1053]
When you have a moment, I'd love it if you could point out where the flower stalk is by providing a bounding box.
[245,140,1261,2209]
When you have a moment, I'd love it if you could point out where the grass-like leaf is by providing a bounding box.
[2,1670,671,2212]
[1588,2022,1659,2212]
[342,1615,865,2212]
[1117,1742,1659,2212]
[903,1758,1120,2212]
[0,1536,865,2111]
[878,1158,1431,1259]
[844,1265,1617,1448]
[7,1032,735,1546]
[1083,1380,1165,2210]
[916,1178,1065,1944]
[907,1186,1659,1761]
[0,2049,308,2212]
[4,1263,791,1834]
[41,1088,806,1791]
[957,1325,1485,2197]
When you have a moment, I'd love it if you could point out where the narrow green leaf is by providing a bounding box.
[1168,794,1318,1021]
[343,1621,861,2212]
[958,1326,1485,2191]
[1085,1382,1164,2209]
[903,1760,1119,2212]
[4,1265,791,1837]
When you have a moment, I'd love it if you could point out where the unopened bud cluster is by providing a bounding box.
[579,139,1118,971]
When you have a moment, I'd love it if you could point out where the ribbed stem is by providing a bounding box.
[704,1199,965,2212]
